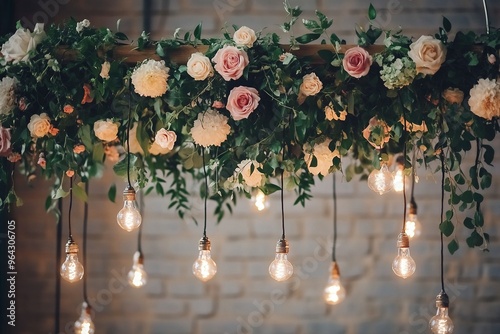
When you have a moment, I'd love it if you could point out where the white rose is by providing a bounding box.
[27,113,51,138]
[154,128,177,150]
[300,73,323,96]
[94,119,119,142]
[1,23,46,64]
[186,52,214,81]
[236,159,264,187]
[408,35,447,75]
[100,61,110,79]
[233,26,257,48]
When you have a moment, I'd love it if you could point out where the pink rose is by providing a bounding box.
[212,100,225,109]
[7,152,21,163]
[18,97,27,111]
[154,128,177,150]
[212,45,249,81]
[0,127,12,157]
[73,144,86,154]
[226,86,260,121]
[343,46,372,78]
[81,83,93,104]
[37,153,46,169]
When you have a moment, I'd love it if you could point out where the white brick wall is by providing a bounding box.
[10,1,500,334]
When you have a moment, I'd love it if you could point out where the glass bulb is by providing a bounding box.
[117,186,142,232]
[251,189,270,212]
[74,302,95,334]
[193,250,217,282]
[128,251,147,288]
[269,253,293,281]
[392,247,416,279]
[60,239,84,283]
[393,168,405,192]
[430,307,454,333]
[405,213,422,239]
[323,263,346,305]
[368,164,394,195]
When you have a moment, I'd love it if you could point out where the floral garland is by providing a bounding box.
[0,4,499,253]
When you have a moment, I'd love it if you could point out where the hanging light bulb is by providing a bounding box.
[323,262,346,305]
[74,302,95,334]
[117,185,142,232]
[60,237,84,283]
[251,189,270,212]
[393,155,405,192]
[368,163,394,195]
[405,201,422,239]
[269,239,293,281]
[128,251,147,287]
[392,232,416,279]
[193,237,217,282]
[430,292,454,334]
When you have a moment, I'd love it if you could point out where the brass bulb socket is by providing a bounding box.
[65,238,79,254]
[330,261,341,278]
[82,302,92,315]
[123,185,136,201]
[397,232,410,248]
[198,236,211,251]
[436,291,450,308]
[408,200,418,215]
[134,251,144,265]
[275,238,289,254]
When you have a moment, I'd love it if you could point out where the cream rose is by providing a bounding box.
[100,61,110,79]
[94,119,119,142]
[154,128,177,150]
[27,113,51,138]
[233,26,257,48]
[1,23,46,64]
[408,35,447,75]
[442,87,464,105]
[212,45,249,81]
[300,73,323,96]
[343,46,372,78]
[362,116,390,149]
[187,52,214,81]
[149,142,171,155]
[236,159,263,187]
[324,101,347,121]
[304,138,339,176]
[226,86,260,121]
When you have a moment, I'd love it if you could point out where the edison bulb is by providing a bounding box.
[128,251,147,288]
[368,163,394,195]
[269,239,293,282]
[392,233,416,279]
[74,302,95,334]
[251,189,270,212]
[193,237,217,282]
[430,306,454,333]
[60,238,84,283]
[323,262,346,305]
[117,186,142,232]
[393,168,405,192]
[405,213,422,239]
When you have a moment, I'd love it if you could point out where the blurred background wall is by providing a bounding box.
[7,1,500,334]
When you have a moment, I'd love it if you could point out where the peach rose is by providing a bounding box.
[343,46,372,78]
[212,100,225,109]
[27,113,51,138]
[233,26,257,48]
[81,84,94,104]
[0,127,12,157]
[442,88,464,105]
[66,169,75,177]
[212,45,249,81]
[63,104,74,114]
[37,154,46,169]
[73,144,86,154]
[299,73,323,96]
[7,152,21,163]
[408,35,447,75]
[49,126,59,136]
[154,128,177,150]
[362,116,390,149]
[187,52,214,81]
[226,86,260,121]
[93,119,118,142]
[100,61,110,79]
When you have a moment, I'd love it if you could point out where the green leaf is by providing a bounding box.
[295,33,321,44]
[108,184,116,203]
[483,144,494,165]
[53,186,69,200]
[194,23,202,40]
[448,239,459,254]
[480,172,492,189]
[73,182,88,202]
[368,4,377,20]
[302,19,321,33]
[463,217,474,229]
[445,209,454,221]
[461,190,473,203]
[262,183,281,195]
[92,143,105,162]
[474,210,484,227]
[442,16,451,32]
[439,220,454,237]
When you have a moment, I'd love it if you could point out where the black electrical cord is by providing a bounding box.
[201,149,208,238]
[401,110,407,233]
[332,175,337,262]
[126,84,133,188]
[440,151,446,292]
[138,190,144,253]
[55,198,63,334]
[83,182,89,304]
[281,169,285,240]
[68,177,73,238]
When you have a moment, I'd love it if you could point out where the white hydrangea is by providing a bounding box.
[468,78,500,120]
[131,59,169,98]
[0,77,17,115]
[304,138,339,176]
[190,109,231,147]
[379,56,416,90]
[235,159,264,187]
[76,19,90,33]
